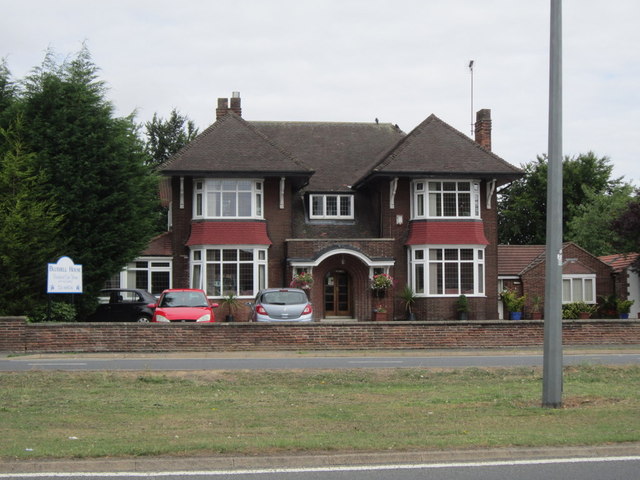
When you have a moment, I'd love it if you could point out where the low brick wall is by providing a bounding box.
[2,316,640,354]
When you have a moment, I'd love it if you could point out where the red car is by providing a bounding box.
[150,289,219,323]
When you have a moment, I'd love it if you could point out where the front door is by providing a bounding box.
[324,270,352,317]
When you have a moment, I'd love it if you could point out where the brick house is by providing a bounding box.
[141,93,523,321]
[498,242,616,319]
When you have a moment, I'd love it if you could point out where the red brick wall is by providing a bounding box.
[2,317,639,354]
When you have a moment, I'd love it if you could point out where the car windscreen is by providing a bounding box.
[261,291,307,305]
[160,292,208,307]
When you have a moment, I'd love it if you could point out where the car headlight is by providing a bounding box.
[154,314,170,323]
[196,313,211,322]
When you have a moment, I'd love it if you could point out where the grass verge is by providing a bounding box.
[1,365,639,459]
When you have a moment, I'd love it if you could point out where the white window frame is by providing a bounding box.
[309,194,354,219]
[115,257,172,295]
[193,179,263,220]
[409,246,485,297]
[411,180,480,220]
[190,246,268,298]
[562,274,596,304]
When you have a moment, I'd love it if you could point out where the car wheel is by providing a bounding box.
[136,315,151,323]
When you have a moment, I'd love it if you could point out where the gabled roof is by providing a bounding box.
[353,114,523,188]
[599,253,639,273]
[159,113,313,180]
[251,121,405,191]
[499,242,613,277]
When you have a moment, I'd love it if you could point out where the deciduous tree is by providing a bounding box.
[144,108,198,168]
[498,152,627,245]
[611,190,640,270]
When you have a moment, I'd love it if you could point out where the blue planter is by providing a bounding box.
[619,313,629,319]
[509,312,522,320]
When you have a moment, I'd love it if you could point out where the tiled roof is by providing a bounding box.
[354,114,522,187]
[159,113,313,177]
[498,245,546,276]
[251,121,405,191]
[499,243,614,276]
[142,231,173,256]
[599,253,639,272]
[160,110,522,193]
[186,221,272,246]
[406,221,489,245]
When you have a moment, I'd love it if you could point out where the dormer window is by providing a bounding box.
[412,180,480,219]
[310,194,354,219]
[194,179,263,219]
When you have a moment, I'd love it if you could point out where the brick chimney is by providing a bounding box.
[474,109,492,151]
[216,92,242,120]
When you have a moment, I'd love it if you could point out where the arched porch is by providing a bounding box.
[289,248,394,321]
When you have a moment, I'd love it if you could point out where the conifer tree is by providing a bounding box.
[8,46,159,314]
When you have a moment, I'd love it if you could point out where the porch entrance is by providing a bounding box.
[324,270,352,317]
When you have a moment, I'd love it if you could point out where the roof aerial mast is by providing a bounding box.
[469,60,475,136]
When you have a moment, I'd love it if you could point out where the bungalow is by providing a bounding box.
[122,93,524,320]
[497,242,616,319]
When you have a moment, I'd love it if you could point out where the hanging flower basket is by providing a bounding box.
[290,271,314,290]
[371,273,393,289]
[371,273,393,298]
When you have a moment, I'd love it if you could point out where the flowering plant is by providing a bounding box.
[371,273,394,290]
[373,304,387,313]
[290,271,314,289]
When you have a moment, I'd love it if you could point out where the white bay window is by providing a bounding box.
[194,179,263,219]
[412,180,480,219]
[410,246,485,296]
[191,247,267,298]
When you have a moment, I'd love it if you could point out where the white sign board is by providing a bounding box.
[47,256,83,294]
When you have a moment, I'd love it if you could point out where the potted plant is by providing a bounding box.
[562,301,597,319]
[455,294,469,320]
[530,295,543,320]
[575,302,596,319]
[501,289,526,320]
[372,304,387,321]
[290,271,314,290]
[371,273,394,298]
[399,285,417,321]
[616,298,635,319]
[221,293,240,322]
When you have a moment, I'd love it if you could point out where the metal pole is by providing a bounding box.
[543,0,563,408]
[469,60,475,136]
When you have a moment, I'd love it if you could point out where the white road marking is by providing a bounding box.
[1,456,639,477]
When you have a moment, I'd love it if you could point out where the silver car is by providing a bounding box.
[250,288,314,322]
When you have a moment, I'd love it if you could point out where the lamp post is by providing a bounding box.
[543,0,563,408]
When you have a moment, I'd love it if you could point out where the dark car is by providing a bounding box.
[88,288,157,323]
[249,288,313,322]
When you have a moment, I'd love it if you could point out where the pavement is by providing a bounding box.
[2,346,640,473]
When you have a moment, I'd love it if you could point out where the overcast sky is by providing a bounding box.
[3,0,639,183]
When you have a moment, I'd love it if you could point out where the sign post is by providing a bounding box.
[47,256,83,294]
